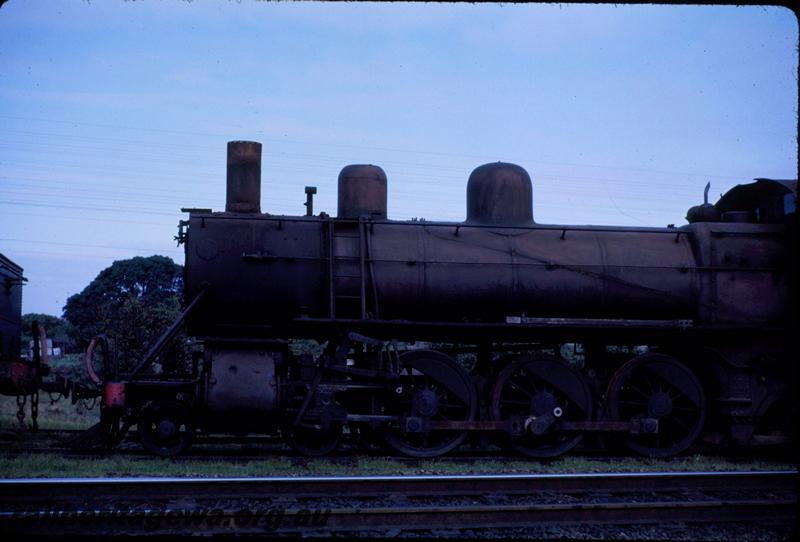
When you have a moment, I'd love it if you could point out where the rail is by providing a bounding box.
[0,471,795,535]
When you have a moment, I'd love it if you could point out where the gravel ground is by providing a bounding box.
[307,522,794,540]
[6,487,793,540]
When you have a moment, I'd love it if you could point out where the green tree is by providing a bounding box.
[63,255,184,374]
[21,313,76,354]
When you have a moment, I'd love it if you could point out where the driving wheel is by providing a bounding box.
[606,353,705,457]
[384,350,477,457]
[490,355,593,458]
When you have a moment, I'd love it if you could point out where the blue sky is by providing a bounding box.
[0,2,797,316]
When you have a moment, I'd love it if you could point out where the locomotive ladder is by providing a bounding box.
[327,218,380,320]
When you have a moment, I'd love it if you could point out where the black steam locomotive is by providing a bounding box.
[10,140,798,458]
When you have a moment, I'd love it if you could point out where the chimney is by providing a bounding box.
[226,141,262,213]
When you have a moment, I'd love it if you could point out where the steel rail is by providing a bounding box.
[0,471,794,500]
[0,471,795,535]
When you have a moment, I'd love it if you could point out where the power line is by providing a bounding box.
[0,199,178,217]
[0,237,183,255]
[0,115,757,181]
[0,210,175,228]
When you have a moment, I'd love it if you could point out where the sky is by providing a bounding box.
[0,1,797,317]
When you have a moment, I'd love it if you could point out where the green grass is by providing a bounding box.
[0,451,794,479]
[0,453,297,478]
[0,393,99,431]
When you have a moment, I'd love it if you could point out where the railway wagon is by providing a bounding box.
[91,141,795,458]
[0,254,24,370]
[1,254,99,430]
[0,254,53,429]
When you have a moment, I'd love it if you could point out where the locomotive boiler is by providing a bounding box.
[93,141,796,458]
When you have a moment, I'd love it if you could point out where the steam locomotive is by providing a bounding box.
[4,140,796,458]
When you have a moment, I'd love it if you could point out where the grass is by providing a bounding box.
[0,393,100,431]
[0,449,794,479]
[0,453,298,478]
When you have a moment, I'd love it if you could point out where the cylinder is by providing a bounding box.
[226,141,262,213]
[337,165,387,219]
[466,162,534,226]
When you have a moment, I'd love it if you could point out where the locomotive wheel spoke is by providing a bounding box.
[607,353,706,458]
[627,383,651,400]
[521,370,542,393]
[383,350,477,458]
[671,415,691,432]
[510,381,535,398]
[490,355,593,458]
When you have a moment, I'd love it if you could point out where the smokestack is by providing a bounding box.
[226,141,262,213]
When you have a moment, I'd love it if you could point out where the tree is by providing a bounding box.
[63,255,184,374]
[21,313,76,354]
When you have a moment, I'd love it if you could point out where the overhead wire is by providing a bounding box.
[0,237,182,255]
[0,115,752,180]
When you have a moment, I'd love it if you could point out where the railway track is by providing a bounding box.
[0,471,795,536]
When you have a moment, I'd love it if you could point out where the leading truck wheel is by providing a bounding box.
[383,350,477,458]
[286,425,342,457]
[137,400,195,457]
[490,355,593,458]
[606,353,705,457]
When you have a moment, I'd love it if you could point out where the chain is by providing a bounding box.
[15,395,26,430]
[30,392,39,432]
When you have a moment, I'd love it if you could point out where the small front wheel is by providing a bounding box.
[286,425,342,457]
[137,400,195,457]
